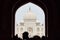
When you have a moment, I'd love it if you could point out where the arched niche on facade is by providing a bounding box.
[12,0,48,38]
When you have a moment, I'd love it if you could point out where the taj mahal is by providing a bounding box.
[15,8,45,38]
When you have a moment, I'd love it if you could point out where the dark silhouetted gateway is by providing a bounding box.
[12,0,48,40]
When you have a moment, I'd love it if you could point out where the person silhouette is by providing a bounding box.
[42,36,47,40]
[13,34,18,40]
[22,32,29,40]
[18,38,22,40]
[13,34,22,40]
[33,35,41,40]
[29,37,33,40]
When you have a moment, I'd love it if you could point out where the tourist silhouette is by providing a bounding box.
[13,34,18,40]
[13,34,22,40]
[42,36,47,40]
[12,32,48,40]
[22,32,29,40]
[18,38,22,40]
[29,37,33,40]
[33,35,41,40]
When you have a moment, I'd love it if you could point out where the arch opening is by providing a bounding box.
[15,2,45,38]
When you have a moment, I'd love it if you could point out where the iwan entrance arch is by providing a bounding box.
[12,0,48,38]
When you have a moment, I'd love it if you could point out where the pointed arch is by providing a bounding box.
[12,0,48,38]
[15,2,45,38]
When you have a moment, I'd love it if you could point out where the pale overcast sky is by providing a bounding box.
[15,2,45,26]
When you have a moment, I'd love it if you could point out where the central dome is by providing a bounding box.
[24,8,36,20]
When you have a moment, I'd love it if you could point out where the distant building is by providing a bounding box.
[15,8,45,38]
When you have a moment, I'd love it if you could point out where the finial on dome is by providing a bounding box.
[29,7,31,11]
[24,7,36,20]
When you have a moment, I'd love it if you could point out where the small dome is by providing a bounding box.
[24,9,36,20]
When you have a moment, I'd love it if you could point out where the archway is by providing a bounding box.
[15,2,45,38]
[12,0,48,38]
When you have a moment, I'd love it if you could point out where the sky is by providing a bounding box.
[15,2,45,26]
